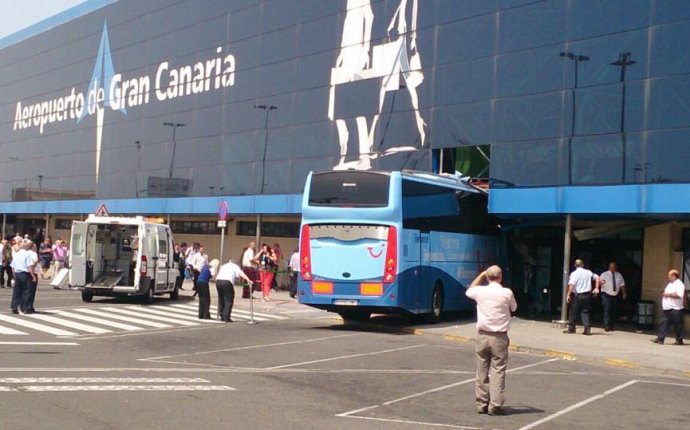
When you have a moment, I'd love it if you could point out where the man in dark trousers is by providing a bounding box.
[466,265,517,416]
[564,259,600,335]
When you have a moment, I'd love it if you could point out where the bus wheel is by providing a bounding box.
[170,283,179,301]
[81,290,94,303]
[429,284,444,324]
[338,310,371,323]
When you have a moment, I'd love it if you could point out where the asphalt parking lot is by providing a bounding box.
[1,288,689,429]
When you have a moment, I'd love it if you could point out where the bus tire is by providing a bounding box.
[338,310,371,323]
[170,283,179,301]
[429,284,444,324]
[81,290,94,303]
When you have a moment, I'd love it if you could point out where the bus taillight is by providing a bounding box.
[300,224,312,281]
[383,226,397,284]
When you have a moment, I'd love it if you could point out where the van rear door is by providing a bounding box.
[69,221,88,287]
[154,224,171,290]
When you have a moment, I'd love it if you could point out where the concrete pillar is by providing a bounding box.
[641,222,689,331]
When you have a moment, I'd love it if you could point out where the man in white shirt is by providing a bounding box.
[599,262,627,332]
[189,245,208,297]
[564,259,599,335]
[288,249,300,299]
[215,259,253,322]
[466,265,517,416]
[241,241,257,298]
[651,269,686,345]
[10,239,37,314]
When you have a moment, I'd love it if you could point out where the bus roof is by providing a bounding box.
[399,170,486,194]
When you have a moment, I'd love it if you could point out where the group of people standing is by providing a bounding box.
[176,241,253,322]
[564,260,627,335]
[240,241,299,301]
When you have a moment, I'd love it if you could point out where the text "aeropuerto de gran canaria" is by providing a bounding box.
[13,47,235,134]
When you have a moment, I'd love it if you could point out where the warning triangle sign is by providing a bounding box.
[95,203,110,217]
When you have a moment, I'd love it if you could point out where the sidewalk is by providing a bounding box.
[413,317,690,378]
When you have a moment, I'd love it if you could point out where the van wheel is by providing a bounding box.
[428,284,444,324]
[170,283,179,301]
[81,291,94,303]
[145,285,155,304]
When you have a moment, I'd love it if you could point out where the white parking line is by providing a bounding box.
[518,379,639,430]
[0,377,209,383]
[5,385,236,392]
[268,345,424,370]
[337,358,559,420]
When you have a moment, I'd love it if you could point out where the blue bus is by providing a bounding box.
[297,170,502,322]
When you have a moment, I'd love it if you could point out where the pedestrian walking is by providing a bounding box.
[254,243,277,301]
[215,258,253,322]
[466,265,517,416]
[241,241,258,298]
[564,259,599,335]
[175,242,187,290]
[651,269,686,345]
[288,248,299,299]
[23,241,40,313]
[0,238,12,288]
[51,239,68,277]
[598,262,627,331]
[10,239,38,314]
[38,237,53,279]
[196,258,217,320]
[189,244,208,298]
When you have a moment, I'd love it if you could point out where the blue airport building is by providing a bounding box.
[2,0,690,323]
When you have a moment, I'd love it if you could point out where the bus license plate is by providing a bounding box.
[334,299,359,306]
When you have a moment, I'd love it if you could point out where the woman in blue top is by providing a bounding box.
[196,259,218,319]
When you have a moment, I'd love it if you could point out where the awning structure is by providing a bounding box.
[0,194,303,215]
[490,183,690,216]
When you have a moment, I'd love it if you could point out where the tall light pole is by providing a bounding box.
[252,104,277,282]
[134,140,142,198]
[610,52,636,183]
[253,104,277,194]
[557,52,588,327]
[163,122,185,179]
[559,51,590,185]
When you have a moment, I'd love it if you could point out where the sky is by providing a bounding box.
[0,0,88,40]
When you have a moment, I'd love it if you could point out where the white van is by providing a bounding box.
[69,215,181,303]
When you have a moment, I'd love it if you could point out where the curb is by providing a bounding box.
[399,326,690,379]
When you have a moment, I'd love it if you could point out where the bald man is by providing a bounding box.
[564,259,599,335]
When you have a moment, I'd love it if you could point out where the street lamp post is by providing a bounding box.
[610,52,636,184]
[134,140,142,198]
[557,52,588,327]
[559,51,590,185]
[253,105,277,194]
[163,122,185,179]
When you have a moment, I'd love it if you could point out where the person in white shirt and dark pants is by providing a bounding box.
[599,262,627,332]
[466,265,517,416]
[564,259,599,335]
[215,259,253,322]
[651,269,686,345]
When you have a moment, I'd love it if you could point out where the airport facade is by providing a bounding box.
[2,0,690,323]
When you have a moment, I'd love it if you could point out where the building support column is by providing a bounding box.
[556,214,573,326]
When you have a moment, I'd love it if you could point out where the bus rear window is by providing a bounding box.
[309,172,390,207]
